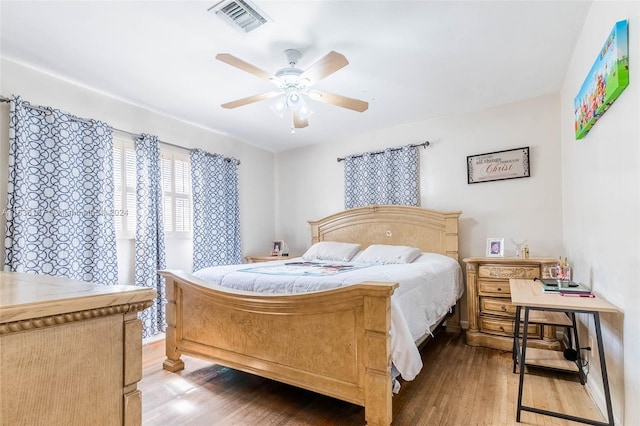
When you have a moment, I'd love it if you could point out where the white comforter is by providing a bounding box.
[193,252,463,381]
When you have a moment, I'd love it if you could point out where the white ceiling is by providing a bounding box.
[0,1,592,153]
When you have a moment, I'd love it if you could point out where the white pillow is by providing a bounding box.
[356,244,422,264]
[301,241,361,262]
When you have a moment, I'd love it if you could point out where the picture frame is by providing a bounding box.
[574,19,629,140]
[467,147,530,184]
[486,238,504,257]
[271,240,285,256]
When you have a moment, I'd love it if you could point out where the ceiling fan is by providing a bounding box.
[216,49,369,130]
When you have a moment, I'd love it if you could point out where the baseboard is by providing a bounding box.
[585,380,619,425]
[143,332,166,345]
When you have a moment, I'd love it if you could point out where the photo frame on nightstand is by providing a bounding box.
[486,238,504,257]
[271,240,285,256]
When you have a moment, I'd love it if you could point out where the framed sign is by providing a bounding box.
[467,147,530,184]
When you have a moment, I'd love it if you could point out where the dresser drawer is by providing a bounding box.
[478,280,511,296]
[478,265,540,280]
[480,296,516,317]
[479,317,541,338]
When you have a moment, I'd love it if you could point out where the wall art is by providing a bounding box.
[575,19,629,140]
[467,147,530,184]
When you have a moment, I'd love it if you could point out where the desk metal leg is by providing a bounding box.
[594,313,615,426]
[513,305,521,374]
[570,312,586,385]
[516,307,529,423]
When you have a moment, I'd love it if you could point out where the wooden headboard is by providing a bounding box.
[308,205,462,261]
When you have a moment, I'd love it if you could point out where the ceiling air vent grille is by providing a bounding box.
[208,0,272,33]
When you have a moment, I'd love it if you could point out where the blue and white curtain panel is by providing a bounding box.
[135,134,167,338]
[344,145,420,209]
[191,149,241,271]
[4,96,118,284]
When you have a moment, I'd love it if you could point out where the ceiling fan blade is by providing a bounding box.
[299,51,349,85]
[293,111,309,128]
[216,53,273,81]
[221,91,279,109]
[309,90,369,112]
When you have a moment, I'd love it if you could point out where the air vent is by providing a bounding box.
[208,0,272,33]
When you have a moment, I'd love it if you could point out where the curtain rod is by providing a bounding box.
[336,141,430,162]
[0,95,240,165]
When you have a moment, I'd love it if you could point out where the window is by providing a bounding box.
[113,137,136,237]
[112,137,192,238]
[161,149,192,237]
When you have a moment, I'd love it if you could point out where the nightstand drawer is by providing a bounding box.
[478,280,511,295]
[478,265,540,280]
[479,317,541,338]
[480,296,516,317]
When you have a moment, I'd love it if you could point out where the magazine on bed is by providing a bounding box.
[238,260,371,276]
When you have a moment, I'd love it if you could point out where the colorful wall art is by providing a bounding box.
[574,20,629,140]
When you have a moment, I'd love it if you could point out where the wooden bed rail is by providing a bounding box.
[159,270,398,426]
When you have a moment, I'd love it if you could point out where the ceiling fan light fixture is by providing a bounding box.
[285,90,304,110]
[270,99,286,118]
[298,104,313,120]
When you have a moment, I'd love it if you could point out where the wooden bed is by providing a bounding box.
[160,205,461,425]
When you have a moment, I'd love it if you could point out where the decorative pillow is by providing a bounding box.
[301,241,361,262]
[355,244,422,264]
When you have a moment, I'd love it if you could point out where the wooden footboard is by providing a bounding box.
[160,270,397,426]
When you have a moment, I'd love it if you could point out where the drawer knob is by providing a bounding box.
[501,305,507,311]
[497,287,502,292]
[499,326,505,331]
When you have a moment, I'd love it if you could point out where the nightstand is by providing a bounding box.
[245,255,291,263]
[463,257,560,351]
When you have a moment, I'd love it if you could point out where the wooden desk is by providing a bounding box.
[0,272,156,426]
[510,279,618,426]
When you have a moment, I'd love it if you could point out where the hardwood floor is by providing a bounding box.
[140,330,605,425]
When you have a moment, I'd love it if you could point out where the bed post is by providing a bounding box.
[160,272,185,372]
[363,288,394,426]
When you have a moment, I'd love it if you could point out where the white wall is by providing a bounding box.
[0,59,276,282]
[275,93,565,258]
[275,93,565,324]
[560,2,639,423]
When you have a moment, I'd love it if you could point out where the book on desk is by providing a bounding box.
[539,279,594,296]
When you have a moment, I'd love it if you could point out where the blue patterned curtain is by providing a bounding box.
[344,145,420,209]
[191,149,241,271]
[4,96,118,284]
[135,134,167,338]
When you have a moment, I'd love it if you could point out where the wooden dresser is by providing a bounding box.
[463,257,560,351]
[0,272,156,426]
